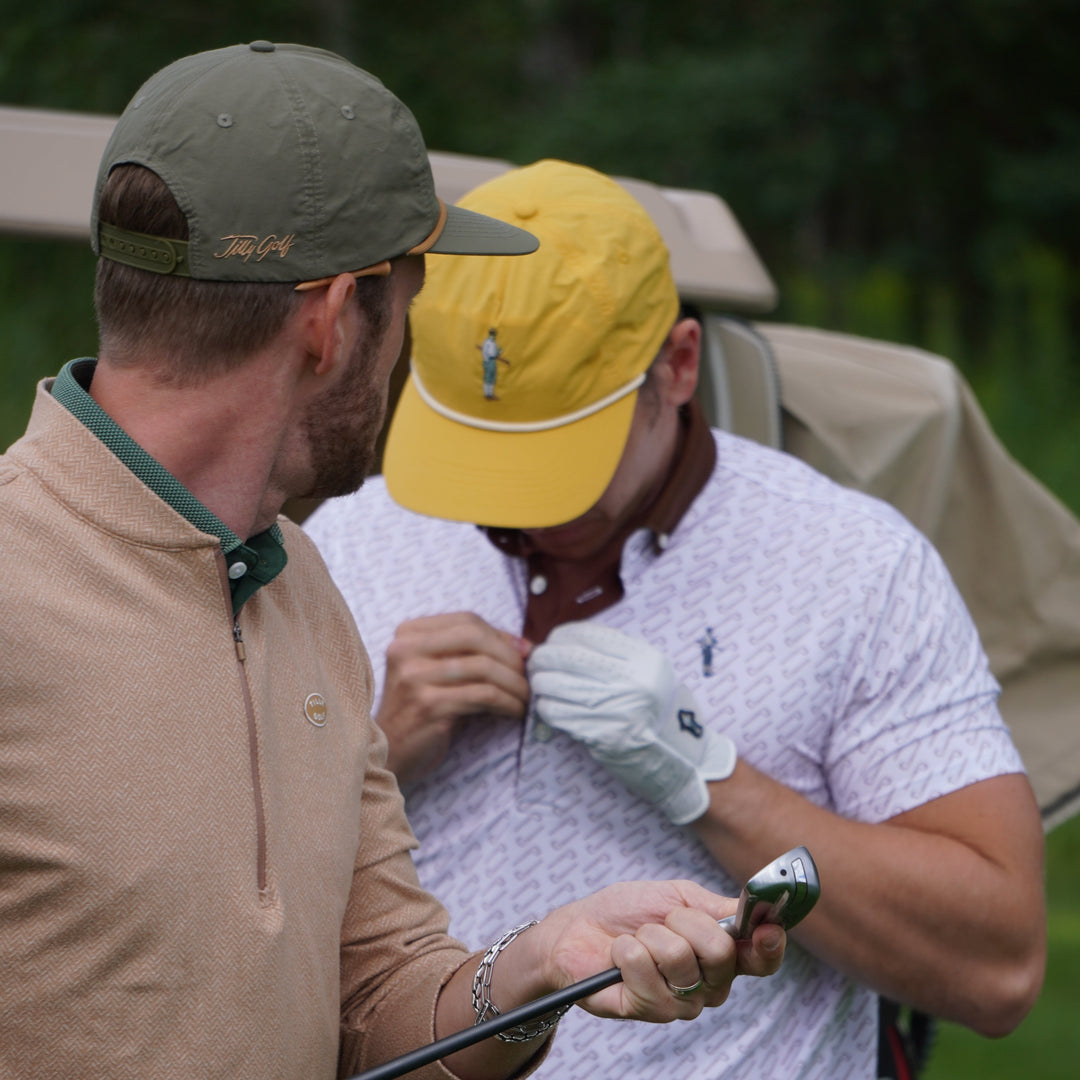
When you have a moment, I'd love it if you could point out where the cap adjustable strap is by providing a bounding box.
[98,223,191,277]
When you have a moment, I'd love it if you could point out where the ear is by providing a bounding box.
[303,272,358,378]
[657,317,701,406]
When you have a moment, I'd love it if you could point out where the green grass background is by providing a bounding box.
[924,816,1080,1079]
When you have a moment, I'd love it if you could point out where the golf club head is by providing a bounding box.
[719,845,820,939]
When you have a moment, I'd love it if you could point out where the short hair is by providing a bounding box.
[94,165,392,384]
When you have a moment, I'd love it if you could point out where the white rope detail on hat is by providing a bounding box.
[411,370,646,433]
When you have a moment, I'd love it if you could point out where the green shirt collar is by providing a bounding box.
[52,358,286,613]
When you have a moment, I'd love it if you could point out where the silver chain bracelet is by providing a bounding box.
[471,920,573,1043]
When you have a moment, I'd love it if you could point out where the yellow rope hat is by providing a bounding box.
[384,159,680,528]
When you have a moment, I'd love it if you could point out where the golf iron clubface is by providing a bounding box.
[718,844,820,939]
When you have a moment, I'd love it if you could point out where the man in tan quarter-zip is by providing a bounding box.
[0,42,785,1080]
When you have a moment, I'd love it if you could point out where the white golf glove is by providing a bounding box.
[527,622,737,825]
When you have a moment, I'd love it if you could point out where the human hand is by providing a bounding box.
[377,613,531,783]
[527,622,736,824]
[521,879,785,1023]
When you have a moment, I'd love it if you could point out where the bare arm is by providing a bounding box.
[528,621,1047,1038]
[691,764,1045,1035]
[376,612,531,782]
[337,763,784,1080]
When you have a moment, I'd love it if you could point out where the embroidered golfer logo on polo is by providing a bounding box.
[477,328,510,400]
[304,692,327,727]
[699,627,718,677]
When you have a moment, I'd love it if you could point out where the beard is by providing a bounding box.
[299,337,388,500]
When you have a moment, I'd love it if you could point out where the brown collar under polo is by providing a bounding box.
[484,400,717,643]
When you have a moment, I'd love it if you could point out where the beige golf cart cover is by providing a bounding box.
[4,106,1079,827]
[759,322,1080,829]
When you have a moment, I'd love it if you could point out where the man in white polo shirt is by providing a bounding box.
[304,160,1046,1080]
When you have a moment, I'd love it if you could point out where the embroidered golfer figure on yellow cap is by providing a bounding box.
[477,328,510,399]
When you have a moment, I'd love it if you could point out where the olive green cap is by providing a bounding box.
[91,41,538,284]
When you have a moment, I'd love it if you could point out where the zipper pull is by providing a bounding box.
[233,619,246,662]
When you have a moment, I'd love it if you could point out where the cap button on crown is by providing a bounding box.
[249,40,276,52]
[514,202,538,221]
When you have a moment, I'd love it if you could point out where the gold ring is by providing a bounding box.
[664,977,704,997]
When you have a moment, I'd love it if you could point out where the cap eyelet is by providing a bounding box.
[217,113,233,128]
[340,104,355,120]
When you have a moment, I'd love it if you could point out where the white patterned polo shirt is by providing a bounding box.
[306,430,1024,1080]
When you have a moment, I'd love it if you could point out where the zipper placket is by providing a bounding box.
[219,555,269,895]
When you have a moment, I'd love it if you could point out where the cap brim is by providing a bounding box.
[428,204,539,256]
[383,373,636,528]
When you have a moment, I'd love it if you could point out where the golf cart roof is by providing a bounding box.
[0,104,778,313]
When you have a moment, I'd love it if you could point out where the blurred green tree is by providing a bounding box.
[1,0,1076,502]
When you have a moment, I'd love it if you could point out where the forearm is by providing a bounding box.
[692,761,1045,1034]
[431,878,787,1079]
[434,935,555,1080]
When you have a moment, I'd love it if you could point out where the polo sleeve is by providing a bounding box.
[336,722,471,1079]
[825,532,1026,823]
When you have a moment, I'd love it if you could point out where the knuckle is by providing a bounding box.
[415,684,442,713]
[384,637,414,667]
[664,938,697,970]
[476,682,512,712]
[457,611,488,641]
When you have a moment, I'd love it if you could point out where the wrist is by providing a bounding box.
[473,921,571,1041]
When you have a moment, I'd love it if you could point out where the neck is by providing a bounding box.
[89,354,299,539]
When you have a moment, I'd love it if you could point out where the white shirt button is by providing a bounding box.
[656,532,671,551]
[529,574,548,595]
[533,719,554,743]
[228,561,248,580]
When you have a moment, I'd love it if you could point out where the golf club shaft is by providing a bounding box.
[345,845,818,1080]
[345,966,623,1080]
[346,908,750,1080]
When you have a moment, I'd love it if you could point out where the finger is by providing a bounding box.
[633,921,709,1002]
[735,923,786,978]
[427,653,531,697]
[655,885,785,985]
[395,612,527,666]
[604,932,700,1021]
[546,620,638,660]
[651,879,739,925]
[399,652,530,711]
[528,642,626,682]
[416,674,532,720]
[662,906,737,1004]
[390,629,528,692]
[528,667,608,704]
[394,611,498,638]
